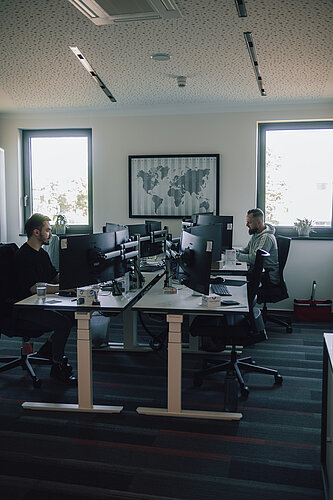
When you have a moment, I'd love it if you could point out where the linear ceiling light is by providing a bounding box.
[243,32,266,96]
[68,0,182,25]
[69,46,116,102]
[234,0,247,17]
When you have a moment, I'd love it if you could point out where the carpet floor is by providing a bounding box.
[0,313,330,499]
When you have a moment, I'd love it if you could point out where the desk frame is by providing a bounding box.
[23,311,123,413]
[18,272,162,413]
[135,277,248,421]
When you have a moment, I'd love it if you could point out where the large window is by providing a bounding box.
[258,121,333,237]
[22,129,92,233]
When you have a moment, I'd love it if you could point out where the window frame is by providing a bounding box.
[257,120,333,238]
[22,128,93,235]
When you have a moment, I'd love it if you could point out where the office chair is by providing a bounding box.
[257,235,292,333]
[190,249,283,403]
[0,243,53,388]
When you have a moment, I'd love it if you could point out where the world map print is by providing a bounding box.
[130,156,217,217]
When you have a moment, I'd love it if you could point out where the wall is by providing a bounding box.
[0,103,332,310]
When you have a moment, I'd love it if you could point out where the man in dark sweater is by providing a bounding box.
[13,213,77,385]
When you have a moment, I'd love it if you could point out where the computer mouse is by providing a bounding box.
[210,277,225,284]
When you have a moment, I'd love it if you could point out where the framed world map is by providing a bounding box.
[129,154,219,218]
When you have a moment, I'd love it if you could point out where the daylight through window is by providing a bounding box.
[22,129,92,233]
[258,122,333,236]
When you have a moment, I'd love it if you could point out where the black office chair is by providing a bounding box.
[0,243,53,388]
[257,235,292,333]
[190,249,283,405]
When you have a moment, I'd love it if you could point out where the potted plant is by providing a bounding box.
[294,218,315,237]
[53,214,68,235]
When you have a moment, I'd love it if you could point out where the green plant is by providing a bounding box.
[294,218,316,234]
[53,214,68,234]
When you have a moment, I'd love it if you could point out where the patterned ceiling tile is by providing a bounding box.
[0,0,332,111]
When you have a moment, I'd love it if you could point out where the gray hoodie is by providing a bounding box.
[236,223,280,284]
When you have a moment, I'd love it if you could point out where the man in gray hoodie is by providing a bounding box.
[236,208,280,285]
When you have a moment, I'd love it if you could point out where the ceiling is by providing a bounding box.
[0,0,332,114]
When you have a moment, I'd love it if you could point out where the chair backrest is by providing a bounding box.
[276,235,291,277]
[247,248,270,307]
[257,236,290,304]
[0,243,19,316]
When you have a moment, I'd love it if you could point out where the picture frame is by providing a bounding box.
[129,154,219,218]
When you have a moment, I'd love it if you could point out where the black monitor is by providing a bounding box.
[59,232,117,290]
[127,223,163,258]
[185,224,223,262]
[191,212,213,223]
[177,231,213,296]
[105,222,127,233]
[145,220,164,257]
[114,227,130,277]
[195,214,233,250]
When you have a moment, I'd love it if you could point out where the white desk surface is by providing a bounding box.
[14,271,163,313]
[133,275,248,315]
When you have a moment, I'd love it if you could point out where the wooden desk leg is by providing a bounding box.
[137,314,242,421]
[22,311,123,413]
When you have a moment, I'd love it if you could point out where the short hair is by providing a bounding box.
[25,213,51,237]
[247,208,264,219]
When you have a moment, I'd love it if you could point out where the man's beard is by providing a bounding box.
[248,227,258,235]
[39,236,50,245]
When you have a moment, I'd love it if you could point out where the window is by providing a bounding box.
[257,121,333,237]
[22,129,92,234]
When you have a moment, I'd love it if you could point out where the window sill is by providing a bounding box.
[291,236,333,241]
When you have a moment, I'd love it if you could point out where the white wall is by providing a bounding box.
[0,103,332,310]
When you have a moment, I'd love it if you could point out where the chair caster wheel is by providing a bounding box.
[275,374,283,385]
[33,378,42,388]
[241,386,249,398]
[286,326,293,333]
[193,376,203,388]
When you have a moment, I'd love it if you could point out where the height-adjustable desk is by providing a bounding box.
[133,276,248,421]
[14,271,162,413]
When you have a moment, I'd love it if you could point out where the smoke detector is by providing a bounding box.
[177,76,187,88]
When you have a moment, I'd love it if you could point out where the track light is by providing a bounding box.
[243,32,266,97]
[234,0,247,17]
[69,46,117,102]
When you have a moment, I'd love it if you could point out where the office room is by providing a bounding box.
[0,1,333,499]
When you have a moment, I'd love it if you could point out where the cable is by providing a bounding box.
[138,311,168,351]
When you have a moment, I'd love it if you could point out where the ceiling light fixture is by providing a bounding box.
[69,46,116,102]
[243,32,266,96]
[151,53,171,61]
[234,0,247,17]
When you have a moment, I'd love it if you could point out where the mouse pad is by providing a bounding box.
[223,279,247,287]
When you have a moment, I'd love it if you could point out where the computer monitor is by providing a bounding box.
[127,223,163,258]
[185,224,223,262]
[105,222,127,233]
[59,232,117,290]
[177,231,213,296]
[145,220,164,257]
[195,214,233,250]
[191,212,213,223]
[114,227,130,278]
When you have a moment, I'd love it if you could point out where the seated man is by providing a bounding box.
[13,213,77,385]
[236,208,280,286]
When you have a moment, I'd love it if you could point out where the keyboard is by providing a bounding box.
[211,283,232,296]
[140,264,164,272]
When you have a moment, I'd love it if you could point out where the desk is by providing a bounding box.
[15,272,162,413]
[211,261,248,275]
[133,277,248,421]
[322,333,333,500]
